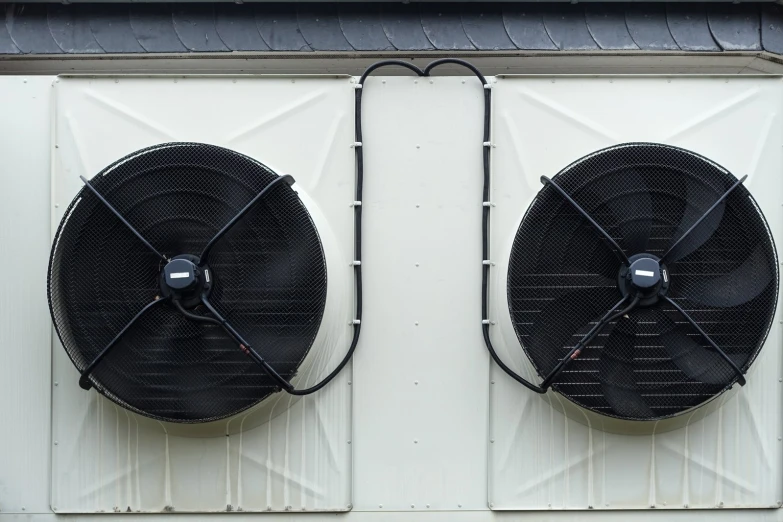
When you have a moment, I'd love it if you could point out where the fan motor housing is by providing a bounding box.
[159,255,212,308]
[617,254,670,307]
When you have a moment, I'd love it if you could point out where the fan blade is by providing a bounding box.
[659,319,747,385]
[665,177,726,262]
[681,245,774,308]
[600,168,652,255]
[527,286,619,375]
[599,313,655,419]
[94,302,270,421]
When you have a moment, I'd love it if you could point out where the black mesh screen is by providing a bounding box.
[48,143,327,423]
[508,143,778,421]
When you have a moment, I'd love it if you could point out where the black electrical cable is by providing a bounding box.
[361,59,556,394]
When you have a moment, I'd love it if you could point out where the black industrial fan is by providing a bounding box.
[48,143,329,423]
[506,143,778,421]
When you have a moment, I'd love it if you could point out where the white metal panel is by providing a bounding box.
[488,76,783,510]
[50,76,355,513]
[0,76,54,514]
[353,76,489,511]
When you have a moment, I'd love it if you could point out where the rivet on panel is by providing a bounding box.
[415,263,420,267]
[348,440,352,444]
[719,502,724,508]
[778,436,781,441]
[379,504,383,508]
[347,504,353,509]
[414,381,419,385]
[684,504,689,508]
[411,504,415,508]
[458,504,462,508]
[232,79,237,84]
[587,505,592,509]
[490,439,494,443]
[414,439,418,444]
[491,381,495,384]
[173,79,177,83]
[426,504,430,508]
[54,381,59,386]
[54,441,58,445]
[382,80,386,84]
[291,79,296,84]
[416,204,420,208]
[462,80,466,84]
[415,322,419,326]
[416,144,420,149]
[348,381,352,385]
[429,80,434,84]
[650,504,655,508]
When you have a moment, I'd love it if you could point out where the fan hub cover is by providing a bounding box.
[159,254,212,308]
[616,254,670,307]
[628,257,661,289]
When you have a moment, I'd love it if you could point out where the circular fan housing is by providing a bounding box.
[48,143,327,423]
[508,143,779,421]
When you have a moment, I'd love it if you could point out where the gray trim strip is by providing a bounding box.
[1,2,780,56]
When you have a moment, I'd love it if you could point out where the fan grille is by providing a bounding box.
[48,143,327,423]
[508,143,778,420]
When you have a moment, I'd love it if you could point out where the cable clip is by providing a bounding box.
[351,319,361,325]
[483,141,492,148]
[482,260,495,266]
[482,201,495,207]
[483,84,492,90]
[482,319,496,325]
[354,83,363,89]
[351,142,363,148]
[350,201,362,207]
[350,260,362,266]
